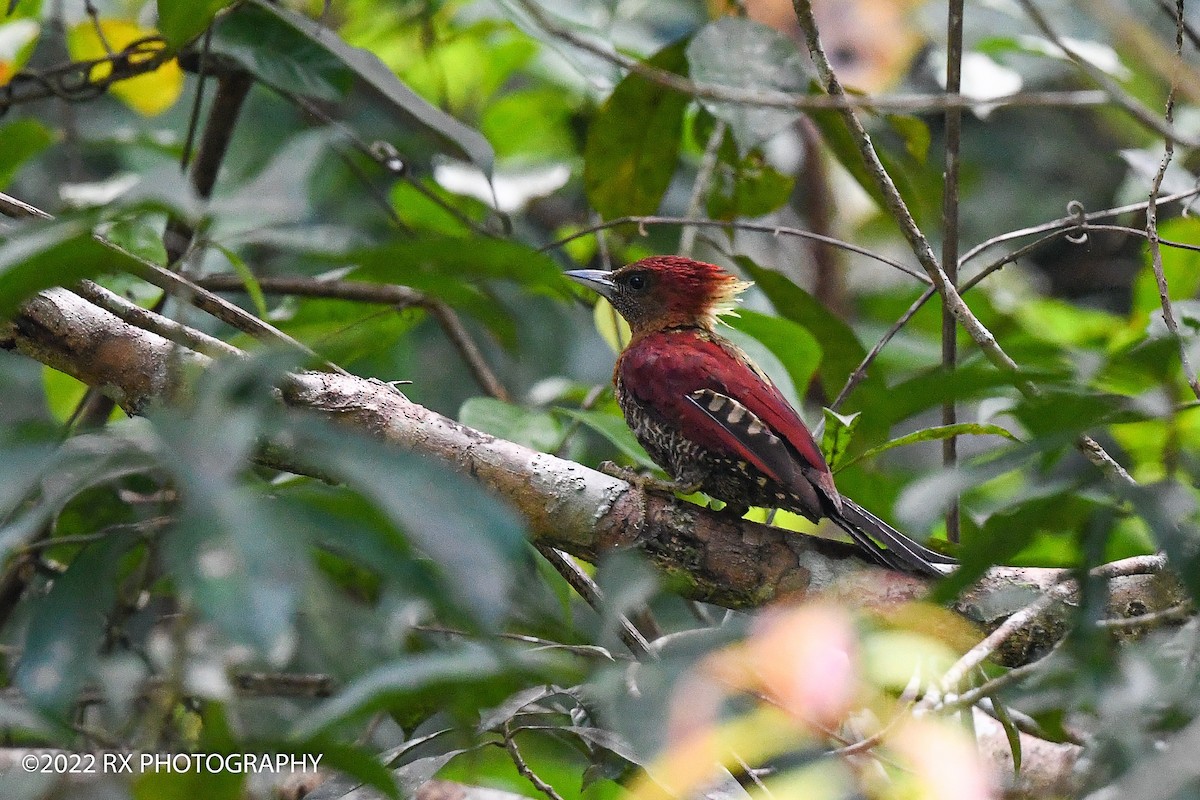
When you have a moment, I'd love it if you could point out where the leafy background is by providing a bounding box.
[1,0,1200,797]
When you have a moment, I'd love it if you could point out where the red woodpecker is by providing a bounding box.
[566,256,955,576]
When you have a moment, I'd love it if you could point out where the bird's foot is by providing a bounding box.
[598,461,701,497]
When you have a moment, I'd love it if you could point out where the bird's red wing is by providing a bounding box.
[619,330,834,495]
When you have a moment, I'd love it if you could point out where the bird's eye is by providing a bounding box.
[624,272,648,292]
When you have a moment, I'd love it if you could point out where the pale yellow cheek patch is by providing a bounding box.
[704,278,753,328]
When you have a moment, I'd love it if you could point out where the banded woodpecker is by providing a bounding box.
[566,256,955,577]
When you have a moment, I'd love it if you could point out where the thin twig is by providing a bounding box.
[504,721,568,800]
[72,280,243,360]
[413,624,625,660]
[540,215,930,284]
[0,192,350,376]
[680,120,727,258]
[791,0,1134,488]
[196,273,424,306]
[1096,598,1193,629]
[425,302,511,402]
[1145,0,1200,399]
[941,0,965,544]
[830,287,933,411]
[1017,0,1200,147]
[958,188,1200,267]
[533,544,654,659]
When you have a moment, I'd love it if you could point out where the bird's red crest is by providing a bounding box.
[631,256,751,329]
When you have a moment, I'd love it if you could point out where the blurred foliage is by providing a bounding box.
[1,0,1200,797]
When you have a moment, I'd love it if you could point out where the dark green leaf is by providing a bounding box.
[932,493,1098,601]
[584,39,689,219]
[1011,390,1139,438]
[735,257,866,391]
[236,0,493,172]
[156,0,234,48]
[0,118,52,189]
[0,428,159,559]
[556,408,657,470]
[348,237,570,296]
[725,309,822,399]
[460,397,562,452]
[17,537,133,720]
[0,218,116,315]
[300,425,528,630]
[151,356,309,654]
[707,149,795,220]
[209,3,352,100]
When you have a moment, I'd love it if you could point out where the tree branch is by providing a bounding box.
[1,287,1187,667]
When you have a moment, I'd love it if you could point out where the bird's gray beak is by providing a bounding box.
[564,269,616,301]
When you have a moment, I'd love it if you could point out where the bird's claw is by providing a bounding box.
[599,461,700,497]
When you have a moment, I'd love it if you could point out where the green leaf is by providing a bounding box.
[1133,217,1200,318]
[17,537,133,720]
[133,769,244,800]
[0,427,159,559]
[213,244,267,319]
[156,0,235,48]
[230,0,494,173]
[686,18,807,152]
[294,645,522,736]
[349,237,569,296]
[838,423,1019,472]
[820,409,860,471]
[346,237,568,346]
[932,493,1098,601]
[807,104,932,224]
[989,694,1023,777]
[887,114,931,162]
[557,408,657,470]
[151,357,310,655]
[735,257,867,391]
[300,425,528,630]
[584,39,690,219]
[0,118,52,190]
[459,397,562,452]
[208,4,352,100]
[725,309,822,400]
[1127,481,1200,603]
[706,149,795,221]
[0,217,116,316]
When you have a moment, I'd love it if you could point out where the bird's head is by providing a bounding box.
[565,256,751,337]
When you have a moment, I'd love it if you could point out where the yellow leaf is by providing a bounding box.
[67,19,181,116]
[593,296,630,353]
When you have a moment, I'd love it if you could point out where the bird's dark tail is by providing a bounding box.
[830,498,957,577]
